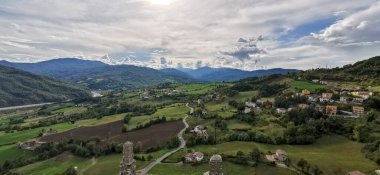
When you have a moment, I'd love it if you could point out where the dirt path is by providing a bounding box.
[79,157,97,175]
[137,103,192,175]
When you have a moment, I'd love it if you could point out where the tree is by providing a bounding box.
[312,165,323,175]
[147,154,153,161]
[236,150,244,158]
[297,158,308,172]
[249,147,260,162]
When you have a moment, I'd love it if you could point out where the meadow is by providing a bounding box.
[149,161,295,175]
[205,101,237,119]
[0,144,36,164]
[127,103,189,130]
[289,80,324,91]
[165,135,377,175]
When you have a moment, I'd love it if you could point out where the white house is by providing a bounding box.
[245,101,256,108]
[243,107,252,114]
[185,152,204,163]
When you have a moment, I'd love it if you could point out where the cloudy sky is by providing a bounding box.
[0,0,379,70]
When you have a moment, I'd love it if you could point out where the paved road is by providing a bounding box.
[0,102,53,111]
[137,103,192,175]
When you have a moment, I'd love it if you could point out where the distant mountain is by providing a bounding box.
[0,58,107,79]
[166,67,302,82]
[298,56,380,83]
[0,58,198,90]
[63,65,198,90]
[0,65,90,107]
[0,58,300,90]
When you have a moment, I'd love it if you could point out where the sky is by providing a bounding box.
[0,0,380,70]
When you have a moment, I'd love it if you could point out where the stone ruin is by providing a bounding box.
[120,141,136,175]
[204,154,223,175]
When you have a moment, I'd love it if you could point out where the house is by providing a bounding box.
[18,139,45,150]
[308,96,318,102]
[353,98,364,103]
[352,91,373,99]
[353,106,365,115]
[320,93,333,102]
[197,99,203,105]
[185,152,204,163]
[191,125,208,137]
[347,170,366,175]
[274,149,287,162]
[245,101,256,108]
[276,108,287,114]
[202,110,208,115]
[298,104,309,109]
[326,105,337,116]
[243,107,251,114]
[340,96,348,103]
[320,81,328,85]
[312,79,320,83]
[302,89,311,96]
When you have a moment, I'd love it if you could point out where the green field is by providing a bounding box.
[149,161,294,175]
[0,113,127,145]
[127,103,189,130]
[15,153,92,175]
[0,123,75,145]
[0,145,36,164]
[172,135,377,174]
[231,91,258,101]
[289,80,324,91]
[369,85,380,92]
[205,102,236,119]
[174,83,232,95]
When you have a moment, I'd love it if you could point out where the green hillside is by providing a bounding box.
[297,56,380,83]
[0,65,90,107]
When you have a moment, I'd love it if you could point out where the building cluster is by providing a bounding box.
[266,149,288,162]
[277,85,373,117]
[184,151,204,163]
[190,125,208,138]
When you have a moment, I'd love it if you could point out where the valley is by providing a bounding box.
[0,57,380,175]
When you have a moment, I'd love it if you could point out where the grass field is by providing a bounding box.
[15,152,92,175]
[174,83,232,95]
[289,80,324,91]
[0,113,127,145]
[173,135,377,174]
[0,145,36,164]
[127,103,189,130]
[369,85,380,92]
[149,161,294,175]
[205,101,236,119]
[231,91,258,102]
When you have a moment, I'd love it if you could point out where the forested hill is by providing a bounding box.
[296,56,380,83]
[0,58,199,90]
[0,65,90,107]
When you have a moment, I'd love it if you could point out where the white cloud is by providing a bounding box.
[0,0,379,70]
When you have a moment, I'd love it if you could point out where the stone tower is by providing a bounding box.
[120,141,136,175]
[204,154,223,175]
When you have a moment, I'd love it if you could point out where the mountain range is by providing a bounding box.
[0,65,90,108]
[0,58,301,90]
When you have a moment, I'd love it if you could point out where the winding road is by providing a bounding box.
[137,103,192,175]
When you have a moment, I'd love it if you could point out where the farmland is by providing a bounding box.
[41,120,184,151]
[289,80,324,91]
